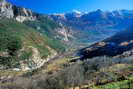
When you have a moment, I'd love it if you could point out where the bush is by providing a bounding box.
[0,30,22,68]
[0,30,22,56]
[63,64,85,88]
[35,76,64,89]
[7,36,22,56]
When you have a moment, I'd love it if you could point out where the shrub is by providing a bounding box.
[63,64,85,88]
[0,29,22,68]
[0,30,22,56]
[7,36,22,56]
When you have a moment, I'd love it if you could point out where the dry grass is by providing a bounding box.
[46,58,69,71]
[100,64,132,72]
[0,70,27,77]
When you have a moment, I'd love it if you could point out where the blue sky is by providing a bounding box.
[8,0,133,14]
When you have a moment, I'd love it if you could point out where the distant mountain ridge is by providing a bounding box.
[51,9,133,30]
[50,9,133,44]
[51,9,133,21]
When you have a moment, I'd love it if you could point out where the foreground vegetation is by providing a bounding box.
[0,55,133,89]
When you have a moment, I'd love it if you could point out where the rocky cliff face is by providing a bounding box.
[54,23,74,42]
[0,0,36,22]
[0,0,14,18]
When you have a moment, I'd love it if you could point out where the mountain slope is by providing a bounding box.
[0,19,66,70]
[80,25,133,59]
[24,15,73,43]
